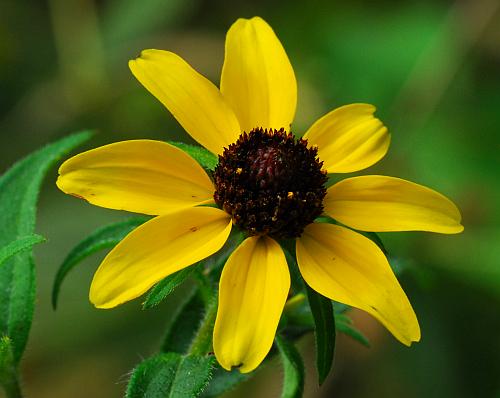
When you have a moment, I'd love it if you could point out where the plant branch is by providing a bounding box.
[188,297,218,356]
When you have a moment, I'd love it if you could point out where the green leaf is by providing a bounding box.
[161,290,206,354]
[0,131,91,365]
[52,216,148,309]
[0,337,14,379]
[335,314,370,348]
[201,366,249,398]
[126,353,215,398]
[0,235,45,267]
[169,142,218,171]
[142,266,196,309]
[306,285,336,385]
[275,335,305,398]
[0,336,21,397]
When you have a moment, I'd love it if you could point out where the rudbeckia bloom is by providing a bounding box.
[57,17,463,373]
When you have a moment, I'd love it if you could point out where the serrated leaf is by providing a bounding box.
[306,285,336,385]
[335,314,370,348]
[169,142,218,171]
[126,353,215,398]
[52,216,148,309]
[142,266,196,309]
[0,235,45,267]
[0,131,92,365]
[275,335,305,398]
[161,290,206,354]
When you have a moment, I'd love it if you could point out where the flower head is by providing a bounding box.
[57,17,463,373]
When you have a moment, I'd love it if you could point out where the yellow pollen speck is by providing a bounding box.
[236,168,243,174]
[287,192,294,199]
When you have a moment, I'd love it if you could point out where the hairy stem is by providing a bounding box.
[188,297,218,356]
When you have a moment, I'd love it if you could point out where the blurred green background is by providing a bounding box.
[1,0,499,397]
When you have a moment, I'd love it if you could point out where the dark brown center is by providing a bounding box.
[213,128,327,239]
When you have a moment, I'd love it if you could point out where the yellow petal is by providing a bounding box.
[296,223,420,345]
[57,140,215,216]
[303,104,390,173]
[214,236,290,373]
[90,207,232,308]
[221,17,297,132]
[129,50,240,154]
[325,175,464,233]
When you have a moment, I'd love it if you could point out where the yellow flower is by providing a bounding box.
[57,17,463,373]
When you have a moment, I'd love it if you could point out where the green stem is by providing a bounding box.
[188,297,218,356]
[192,267,214,305]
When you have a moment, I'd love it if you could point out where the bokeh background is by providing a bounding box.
[1,0,499,397]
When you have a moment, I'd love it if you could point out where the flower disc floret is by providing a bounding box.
[213,128,328,239]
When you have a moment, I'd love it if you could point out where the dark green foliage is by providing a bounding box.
[305,286,336,385]
[0,337,13,381]
[275,335,305,398]
[169,142,218,171]
[126,353,215,398]
[52,216,148,309]
[0,131,91,366]
[161,290,206,354]
[187,297,217,356]
[201,366,249,398]
[142,267,196,309]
